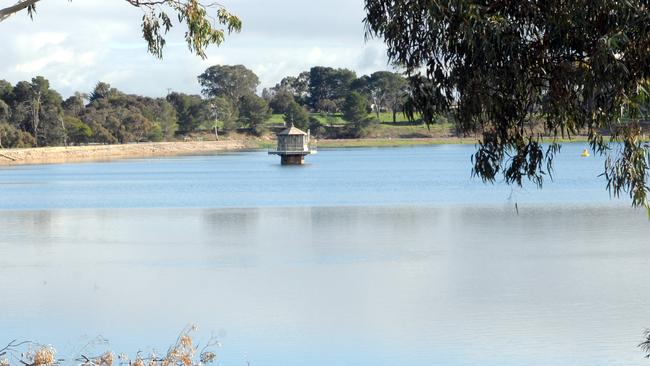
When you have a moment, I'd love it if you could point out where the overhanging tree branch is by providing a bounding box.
[364,0,650,208]
[0,0,241,58]
[0,0,40,22]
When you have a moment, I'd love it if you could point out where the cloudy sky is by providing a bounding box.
[0,0,391,98]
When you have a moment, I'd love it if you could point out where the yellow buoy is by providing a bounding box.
[581,149,590,157]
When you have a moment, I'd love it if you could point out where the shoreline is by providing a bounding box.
[0,136,593,166]
[0,140,252,166]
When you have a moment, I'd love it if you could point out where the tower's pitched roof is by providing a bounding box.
[277,124,308,136]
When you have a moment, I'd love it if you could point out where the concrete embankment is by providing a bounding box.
[0,140,250,166]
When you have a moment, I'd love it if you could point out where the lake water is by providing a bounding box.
[1,144,649,366]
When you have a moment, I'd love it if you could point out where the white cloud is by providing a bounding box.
[78,51,97,67]
[0,0,391,97]
[15,49,74,73]
[307,47,323,63]
[18,31,67,51]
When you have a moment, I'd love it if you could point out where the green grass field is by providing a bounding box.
[266,111,423,126]
[264,111,600,143]
[266,114,286,125]
[315,137,477,148]
[266,111,454,138]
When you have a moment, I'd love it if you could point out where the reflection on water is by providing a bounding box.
[1,205,649,366]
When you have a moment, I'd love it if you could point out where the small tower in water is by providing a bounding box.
[268,124,314,165]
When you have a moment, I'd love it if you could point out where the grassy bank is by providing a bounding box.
[314,137,478,148]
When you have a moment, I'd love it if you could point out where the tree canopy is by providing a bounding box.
[283,100,309,130]
[198,65,260,105]
[364,0,650,207]
[269,90,295,114]
[0,65,411,147]
[238,93,270,136]
[0,0,241,59]
[342,92,369,123]
[308,67,357,112]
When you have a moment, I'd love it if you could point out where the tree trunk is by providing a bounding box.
[392,109,397,123]
[60,115,68,147]
[31,92,40,146]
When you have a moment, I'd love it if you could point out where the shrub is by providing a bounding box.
[0,123,35,148]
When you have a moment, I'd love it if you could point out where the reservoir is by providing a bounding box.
[1,144,649,366]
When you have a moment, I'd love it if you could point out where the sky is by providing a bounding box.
[0,0,392,98]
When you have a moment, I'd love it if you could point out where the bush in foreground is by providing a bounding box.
[0,325,218,366]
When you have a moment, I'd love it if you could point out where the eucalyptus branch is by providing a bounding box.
[0,0,40,21]
[0,0,241,59]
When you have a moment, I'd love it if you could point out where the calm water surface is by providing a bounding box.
[1,144,649,366]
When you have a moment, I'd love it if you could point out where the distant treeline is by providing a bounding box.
[0,65,415,148]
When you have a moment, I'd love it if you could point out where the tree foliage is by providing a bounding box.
[283,100,309,130]
[0,0,241,59]
[208,96,238,132]
[271,72,310,105]
[0,122,34,148]
[166,92,207,134]
[238,93,270,136]
[0,99,10,122]
[369,71,408,122]
[342,92,369,123]
[309,67,356,111]
[364,0,650,207]
[269,90,294,114]
[0,77,186,147]
[0,65,411,147]
[342,92,377,138]
[198,65,260,106]
[64,116,92,145]
[2,76,64,146]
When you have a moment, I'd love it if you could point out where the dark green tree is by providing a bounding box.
[309,67,356,111]
[0,99,9,122]
[238,93,270,136]
[365,0,650,207]
[209,96,238,132]
[149,100,178,139]
[368,71,408,122]
[37,89,66,146]
[89,82,116,103]
[0,122,35,148]
[350,75,372,101]
[283,101,309,130]
[269,90,295,114]
[124,113,159,142]
[0,80,12,101]
[78,85,179,143]
[5,77,64,146]
[342,92,369,123]
[64,116,93,145]
[198,65,260,106]
[166,92,209,134]
[272,71,311,106]
[62,93,87,117]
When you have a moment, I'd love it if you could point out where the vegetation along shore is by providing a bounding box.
[0,64,629,166]
[0,134,604,166]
